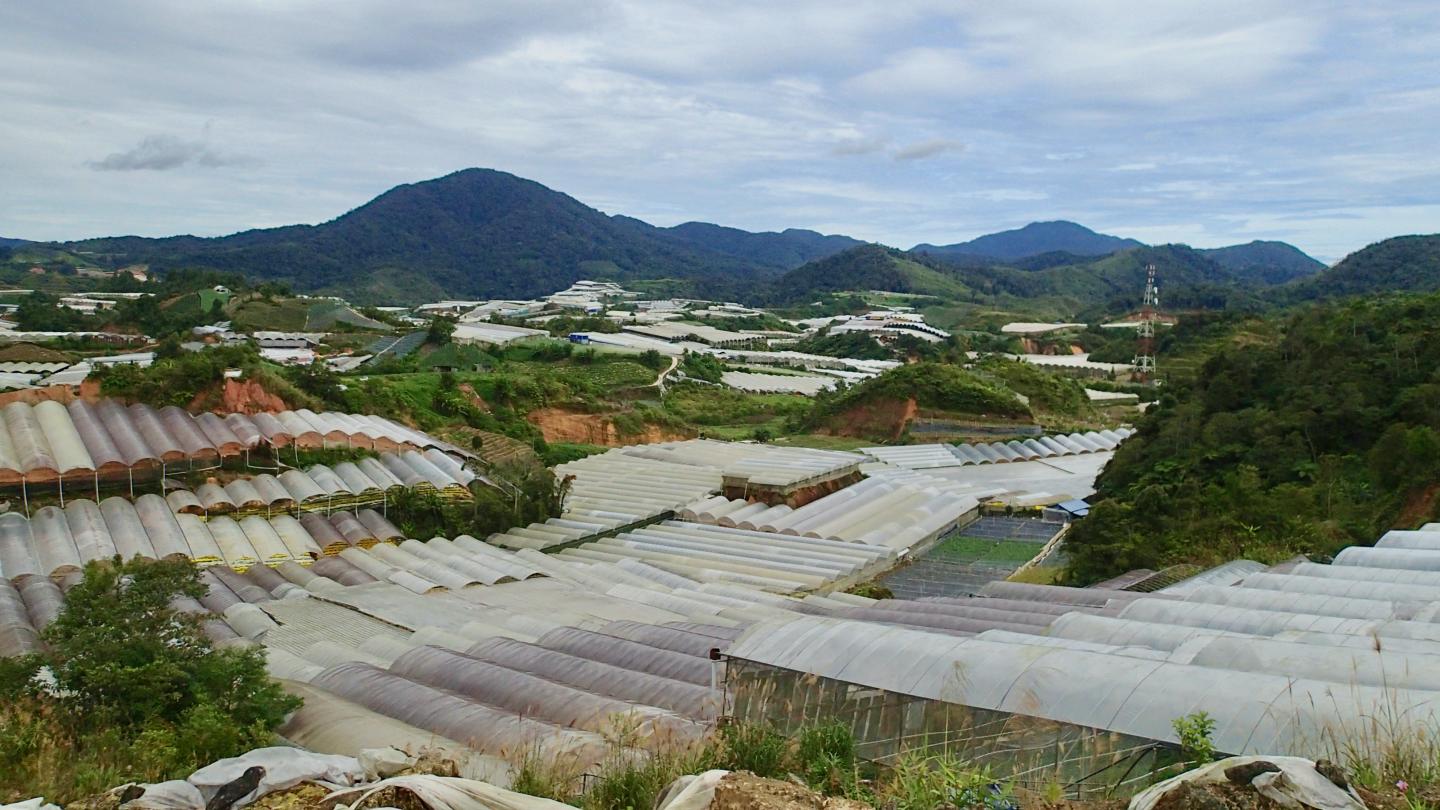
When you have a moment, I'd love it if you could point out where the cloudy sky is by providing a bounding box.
[2,2,1437,261]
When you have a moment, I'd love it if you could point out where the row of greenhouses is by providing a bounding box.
[860,428,1134,470]
[0,498,416,577]
[0,399,458,482]
[165,450,474,516]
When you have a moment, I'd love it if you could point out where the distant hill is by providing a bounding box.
[0,237,28,249]
[913,221,1144,261]
[1197,240,1325,283]
[658,222,862,267]
[971,244,1277,316]
[766,244,971,303]
[1286,234,1440,300]
[17,168,1336,308]
[767,242,1283,316]
[55,169,826,303]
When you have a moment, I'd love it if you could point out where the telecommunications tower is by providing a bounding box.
[1132,263,1159,383]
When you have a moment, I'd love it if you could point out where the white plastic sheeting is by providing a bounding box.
[555,520,896,592]
[724,614,1440,758]
[862,429,1135,470]
[489,450,721,551]
[0,500,432,577]
[0,400,462,481]
[677,475,979,552]
[617,439,864,488]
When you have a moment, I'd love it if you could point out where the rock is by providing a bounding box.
[1313,761,1349,792]
[405,751,460,779]
[1225,763,1282,785]
[358,748,414,781]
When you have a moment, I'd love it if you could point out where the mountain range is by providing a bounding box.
[758,241,1313,317]
[19,168,1333,304]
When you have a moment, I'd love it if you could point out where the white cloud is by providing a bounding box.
[846,48,984,100]
[0,0,1436,262]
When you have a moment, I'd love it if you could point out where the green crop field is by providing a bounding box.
[929,536,1046,565]
[197,288,231,311]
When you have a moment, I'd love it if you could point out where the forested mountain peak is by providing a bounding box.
[913,220,1144,261]
[1195,240,1326,283]
[1286,234,1440,300]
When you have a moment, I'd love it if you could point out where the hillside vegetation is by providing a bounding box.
[805,362,1030,441]
[50,170,855,303]
[1284,234,1440,301]
[11,167,1323,308]
[1065,293,1440,582]
[763,242,1303,320]
[971,355,1093,418]
[762,244,973,303]
[0,558,298,803]
[1198,240,1325,283]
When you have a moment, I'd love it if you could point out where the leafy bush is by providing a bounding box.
[0,558,299,804]
[681,353,726,383]
[1173,712,1217,767]
[845,581,894,600]
[94,344,262,408]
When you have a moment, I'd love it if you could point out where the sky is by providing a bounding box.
[2,2,1437,262]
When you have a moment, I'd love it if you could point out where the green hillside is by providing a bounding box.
[42,170,873,304]
[764,244,973,303]
[1065,292,1440,583]
[807,361,1031,431]
[1197,240,1325,283]
[1283,234,1440,301]
[56,169,778,302]
[913,220,1142,260]
[763,242,1301,319]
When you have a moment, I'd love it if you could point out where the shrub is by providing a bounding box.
[845,581,894,600]
[0,558,300,804]
[1173,711,1217,767]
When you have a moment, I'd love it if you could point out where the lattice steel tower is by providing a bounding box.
[1132,263,1159,382]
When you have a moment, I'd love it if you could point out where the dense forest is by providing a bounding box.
[1284,234,1440,302]
[1064,293,1440,582]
